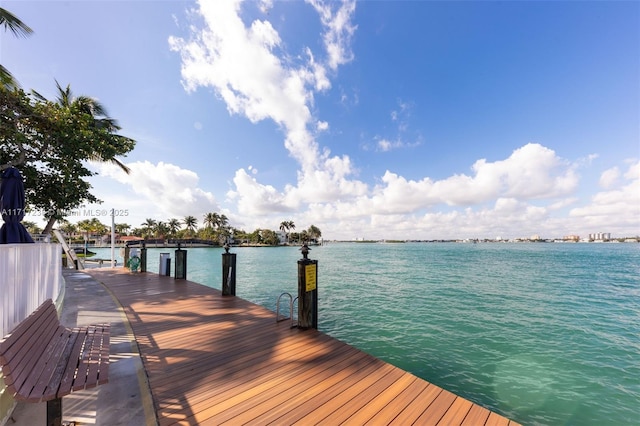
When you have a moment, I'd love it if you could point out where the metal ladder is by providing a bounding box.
[276,292,298,328]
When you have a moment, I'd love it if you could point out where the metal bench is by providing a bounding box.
[0,299,110,426]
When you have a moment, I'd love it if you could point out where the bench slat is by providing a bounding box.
[0,299,110,403]
[2,324,65,401]
[97,325,110,386]
[32,329,78,401]
[15,326,71,402]
[83,326,105,389]
[0,300,57,359]
[0,305,59,374]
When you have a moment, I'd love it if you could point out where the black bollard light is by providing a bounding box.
[175,242,187,280]
[297,243,318,329]
[221,242,237,296]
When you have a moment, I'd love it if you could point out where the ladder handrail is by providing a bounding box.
[276,292,298,328]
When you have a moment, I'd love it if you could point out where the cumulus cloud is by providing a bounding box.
[599,166,620,188]
[169,0,355,172]
[95,161,218,221]
[365,143,578,212]
[170,0,359,210]
[569,160,640,235]
[306,0,357,70]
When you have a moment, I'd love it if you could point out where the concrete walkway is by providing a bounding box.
[8,269,157,426]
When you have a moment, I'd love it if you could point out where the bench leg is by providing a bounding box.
[46,398,62,426]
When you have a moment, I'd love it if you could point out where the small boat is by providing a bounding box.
[72,247,96,257]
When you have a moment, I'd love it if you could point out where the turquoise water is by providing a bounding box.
[92,243,640,425]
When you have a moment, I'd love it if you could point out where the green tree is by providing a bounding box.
[0,8,33,89]
[155,221,169,238]
[167,218,181,237]
[21,220,41,236]
[33,81,132,174]
[183,215,197,236]
[279,221,289,244]
[141,218,157,238]
[279,220,295,244]
[76,218,107,244]
[260,229,280,246]
[203,212,219,228]
[307,225,322,243]
[115,223,130,236]
[58,220,77,238]
[0,86,135,234]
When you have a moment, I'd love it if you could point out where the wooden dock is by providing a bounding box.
[86,268,520,426]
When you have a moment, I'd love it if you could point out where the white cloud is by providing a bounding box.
[169,0,355,173]
[306,0,357,70]
[95,161,218,221]
[569,160,640,236]
[599,166,620,188]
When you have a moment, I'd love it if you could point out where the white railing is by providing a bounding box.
[0,243,62,338]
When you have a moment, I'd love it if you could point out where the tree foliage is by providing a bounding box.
[0,86,135,233]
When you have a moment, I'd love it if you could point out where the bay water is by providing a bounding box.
[91,242,639,425]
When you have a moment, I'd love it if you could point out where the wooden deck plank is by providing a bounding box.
[86,268,521,426]
[389,383,443,425]
[155,336,352,421]
[436,396,474,425]
[461,403,493,426]
[344,373,419,424]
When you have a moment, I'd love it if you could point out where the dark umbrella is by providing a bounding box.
[0,167,34,243]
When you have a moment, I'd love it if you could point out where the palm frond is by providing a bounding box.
[0,8,33,38]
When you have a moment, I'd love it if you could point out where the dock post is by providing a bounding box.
[123,246,130,267]
[297,244,318,329]
[175,243,187,280]
[140,242,147,272]
[221,243,236,296]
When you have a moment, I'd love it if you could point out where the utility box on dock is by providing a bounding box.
[159,253,171,276]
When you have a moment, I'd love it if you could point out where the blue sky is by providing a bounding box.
[3,0,639,240]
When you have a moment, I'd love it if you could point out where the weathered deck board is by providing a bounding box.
[86,268,520,426]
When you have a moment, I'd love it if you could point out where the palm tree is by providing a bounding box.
[141,218,157,238]
[218,214,228,228]
[280,220,295,244]
[0,8,33,88]
[204,212,219,228]
[115,223,130,236]
[33,81,133,174]
[167,218,181,236]
[279,221,289,244]
[183,215,197,236]
[58,220,77,238]
[155,221,169,238]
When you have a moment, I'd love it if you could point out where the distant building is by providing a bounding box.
[589,232,611,241]
[276,230,287,245]
[563,235,580,242]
